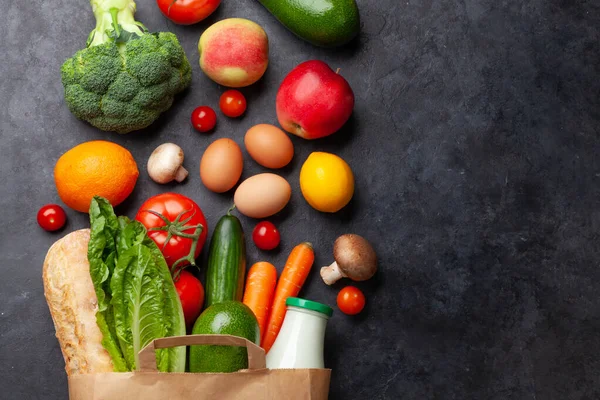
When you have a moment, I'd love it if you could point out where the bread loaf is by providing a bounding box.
[42,229,114,375]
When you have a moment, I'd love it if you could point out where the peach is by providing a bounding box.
[198,18,269,88]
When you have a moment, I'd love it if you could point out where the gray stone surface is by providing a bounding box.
[1,0,600,399]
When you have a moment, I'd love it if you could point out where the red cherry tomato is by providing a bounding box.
[37,204,67,232]
[156,0,221,25]
[135,193,208,270]
[174,270,205,328]
[219,90,247,118]
[337,286,366,315]
[252,221,281,250]
[191,106,217,132]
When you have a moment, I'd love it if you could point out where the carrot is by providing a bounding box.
[261,242,315,353]
[243,262,278,343]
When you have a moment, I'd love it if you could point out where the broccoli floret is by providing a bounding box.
[61,0,192,134]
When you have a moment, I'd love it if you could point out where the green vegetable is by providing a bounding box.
[205,213,246,308]
[61,0,192,134]
[190,301,260,373]
[257,0,360,47]
[88,197,186,372]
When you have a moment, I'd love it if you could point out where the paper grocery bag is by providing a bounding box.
[68,334,331,400]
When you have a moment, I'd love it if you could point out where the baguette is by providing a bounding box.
[42,229,114,375]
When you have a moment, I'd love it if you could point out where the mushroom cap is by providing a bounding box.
[147,143,185,183]
[333,234,377,281]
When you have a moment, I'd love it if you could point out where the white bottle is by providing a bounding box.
[266,297,333,369]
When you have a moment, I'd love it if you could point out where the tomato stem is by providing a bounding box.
[143,208,204,276]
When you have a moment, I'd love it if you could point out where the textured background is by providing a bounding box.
[1,0,600,399]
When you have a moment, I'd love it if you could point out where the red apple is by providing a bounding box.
[276,60,354,140]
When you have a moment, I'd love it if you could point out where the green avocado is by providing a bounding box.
[258,0,360,47]
[189,301,260,373]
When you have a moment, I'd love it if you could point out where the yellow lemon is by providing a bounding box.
[300,152,354,213]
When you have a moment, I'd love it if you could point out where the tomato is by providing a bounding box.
[174,270,205,328]
[135,193,208,271]
[337,286,366,315]
[191,106,217,133]
[37,204,67,232]
[219,90,247,118]
[252,221,280,250]
[156,0,221,25]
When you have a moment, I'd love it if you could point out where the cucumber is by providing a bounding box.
[257,0,360,47]
[205,213,246,308]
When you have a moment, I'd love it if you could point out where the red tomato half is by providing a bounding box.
[156,0,221,25]
[135,193,208,270]
[174,270,205,328]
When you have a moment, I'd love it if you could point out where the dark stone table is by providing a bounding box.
[1,0,599,398]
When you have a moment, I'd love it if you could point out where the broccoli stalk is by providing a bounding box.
[88,0,147,47]
[61,0,192,134]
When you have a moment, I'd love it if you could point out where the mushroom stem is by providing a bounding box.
[320,261,347,285]
[174,166,189,182]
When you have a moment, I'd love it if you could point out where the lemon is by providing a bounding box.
[300,152,354,213]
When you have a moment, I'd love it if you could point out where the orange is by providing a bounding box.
[54,140,139,213]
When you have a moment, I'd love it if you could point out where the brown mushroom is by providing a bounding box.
[320,234,377,285]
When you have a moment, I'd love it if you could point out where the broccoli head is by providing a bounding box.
[61,0,192,134]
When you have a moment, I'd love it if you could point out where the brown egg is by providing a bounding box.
[234,173,291,218]
[200,138,243,193]
[244,124,294,169]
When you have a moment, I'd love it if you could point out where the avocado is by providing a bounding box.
[258,0,360,47]
[189,301,260,373]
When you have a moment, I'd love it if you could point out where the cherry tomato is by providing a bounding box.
[37,204,67,232]
[156,0,221,25]
[252,221,281,250]
[337,286,366,315]
[135,193,208,270]
[174,270,205,328]
[219,90,247,118]
[191,106,217,132]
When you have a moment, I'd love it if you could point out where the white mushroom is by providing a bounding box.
[320,234,377,285]
[147,143,188,184]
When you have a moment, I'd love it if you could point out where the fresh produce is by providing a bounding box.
[37,204,67,232]
[205,212,246,308]
[276,60,354,139]
[135,193,208,271]
[257,0,359,47]
[54,141,139,213]
[234,174,292,219]
[245,124,294,169]
[252,221,281,251]
[200,138,244,193]
[174,270,205,328]
[337,286,365,315]
[190,301,260,372]
[219,90,247,118]
[61,0,192,134]
[191,106,217,133]
[87,197,186,372]
[300,152,354,212]
[147,143,188,184]
[242,262,277,341]
[198,18,269,88]
[43,229,114,375]
[262,242,314,353]
[157,0,220,25]
[320,234,377,285]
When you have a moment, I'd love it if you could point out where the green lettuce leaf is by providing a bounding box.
[111,220,186,372]
[88,198,185,372]
[88,197,127,371]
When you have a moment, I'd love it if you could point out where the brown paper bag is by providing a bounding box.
[68,334,331,400]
